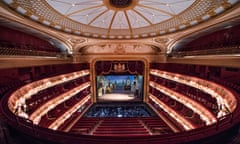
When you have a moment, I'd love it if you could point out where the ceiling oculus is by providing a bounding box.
[110,0,133,8]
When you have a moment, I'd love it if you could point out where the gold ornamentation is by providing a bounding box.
[154,38,169,43]
[3,0,236,39]
[70,39,85,44]
[114,44,126,54]
[114,63,126,72]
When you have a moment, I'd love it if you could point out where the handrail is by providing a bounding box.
[0,41,60,52]
[1,91,240,144]
[169,45,240,57]
[0,46,66,57]
[1,73,240,144]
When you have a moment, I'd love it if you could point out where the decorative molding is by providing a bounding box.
[154,38,169,43]
[2,0,238,39]
[78,43,161,55]
[70,38,86,44]
[114,44,126,54]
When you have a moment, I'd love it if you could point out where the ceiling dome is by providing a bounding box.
[2,0,239,39]
[45,0,194,29]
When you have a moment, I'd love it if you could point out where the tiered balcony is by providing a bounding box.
[38,87,91,128]
[149,75,218,115]
[0,41,63,57]
[25,75,89,115]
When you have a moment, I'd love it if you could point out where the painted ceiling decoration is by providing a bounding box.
[79,43,162,55]
[2,0,239,39]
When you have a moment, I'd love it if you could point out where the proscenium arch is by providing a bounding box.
[91,57,149,103]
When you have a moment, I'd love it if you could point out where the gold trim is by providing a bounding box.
[91,58,148,103]
[108,11,117,34]
[5,0,238,39]
[132,9,153,25]
[65,4,105,17]
[88,9,109,25]
[124,10,133,34]
[137,4,175,17]
[9,2,19,9]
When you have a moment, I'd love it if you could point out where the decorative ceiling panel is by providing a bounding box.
[2,0,239,39]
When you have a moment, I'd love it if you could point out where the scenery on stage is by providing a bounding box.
[96,75,143,102]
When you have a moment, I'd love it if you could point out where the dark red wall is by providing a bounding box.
[0,26,59,52]
[176,24,240,52]
[150,63,240,86]
[0,63,90,95]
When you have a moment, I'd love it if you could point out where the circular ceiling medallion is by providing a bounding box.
[110,0,132,8]
[104,0,138,11]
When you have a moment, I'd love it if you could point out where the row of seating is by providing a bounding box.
[149,75,218,115]
[91,118,149,136]
[69,115,175,136]
[30,63,90,82]
[173,23,240,52]
[26,75,90,115]
[210,77,240,93]
[141,117,173,135]
[0,47,61,57]
[149,88,205,128]
[170,46,240,57]
[148,99,185,131]
[150,74,217,104]
[38,87,91,128]
[0,77,238,143]
[0,40,61,52]
[69,117,101,134]
[0,80,25,98]
[175,86,218,113]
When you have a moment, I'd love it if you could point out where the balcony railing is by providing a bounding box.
[169,45,240,57]
[0,47,66,57]
[0,41,69,58]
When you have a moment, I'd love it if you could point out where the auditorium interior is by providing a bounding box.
[1,0,240,144]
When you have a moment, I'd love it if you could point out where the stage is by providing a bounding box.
[97,93,141,102]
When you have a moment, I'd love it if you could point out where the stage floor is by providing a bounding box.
[97,93,141,101]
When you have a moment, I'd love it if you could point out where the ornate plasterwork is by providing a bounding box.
[154,38,169,43]
[2,0,238,39]
[69,38,86,44]
[78,43,161,55]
